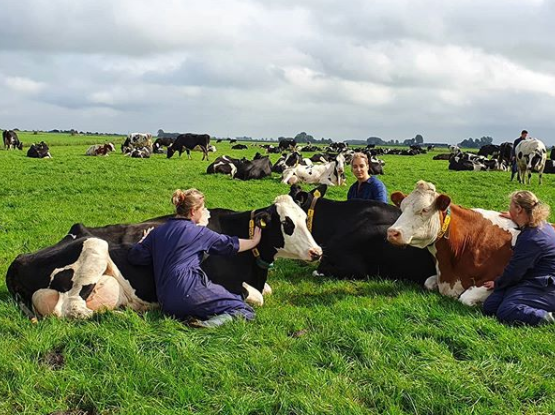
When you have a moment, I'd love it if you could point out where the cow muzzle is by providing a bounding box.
[309,247,323,261]
[386,228,408,246]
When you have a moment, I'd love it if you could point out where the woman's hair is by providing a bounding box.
[510,190,550,227]
[351,152,369,167]
[172,188,205,217]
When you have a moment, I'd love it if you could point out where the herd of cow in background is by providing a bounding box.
[2,128,554,185]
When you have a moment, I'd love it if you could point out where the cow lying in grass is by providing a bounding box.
[6,195,321,319]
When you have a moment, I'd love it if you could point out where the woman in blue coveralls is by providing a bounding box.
[128,188,262,327]
[347,153,388,203]
[483,190,555,325]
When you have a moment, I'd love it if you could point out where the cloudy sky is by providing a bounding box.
[1,0,555,144]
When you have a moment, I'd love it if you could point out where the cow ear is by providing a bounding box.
[391,192,406,207]
[311,184,327,198]
[435,194,451,211]
[289,185,308,206]
[254,211,273,229]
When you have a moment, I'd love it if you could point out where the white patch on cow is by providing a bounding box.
[388,181,443,248]
[33,238,155,319]
[312,270,325,277]
[438,279,465,298]
[280,156,345,186]
[424,275,439,291]
[262,283,272,296]
[472,208,520,246]
[243,282,264,306]
[459,286,492,306]
[197,208,210,227]
[273,195,322,261]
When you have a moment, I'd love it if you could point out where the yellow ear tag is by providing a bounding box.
[314,190,321,198]
[260,219,267,228]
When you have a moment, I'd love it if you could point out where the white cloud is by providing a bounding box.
[4,76,46,94]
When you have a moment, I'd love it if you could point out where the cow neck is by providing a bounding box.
[306,190,321,233]
[249,211,274,270]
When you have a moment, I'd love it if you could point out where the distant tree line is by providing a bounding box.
[457,136,493,148]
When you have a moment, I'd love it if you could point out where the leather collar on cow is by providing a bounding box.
[249,211,274,269]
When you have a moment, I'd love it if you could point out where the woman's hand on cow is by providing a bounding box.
[499,211,511,220]
[482,280,495,290]
[238,226,262,253]
[139,227,154,243]
[252,226,262,244]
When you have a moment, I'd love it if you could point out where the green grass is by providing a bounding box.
[2,132,555,414]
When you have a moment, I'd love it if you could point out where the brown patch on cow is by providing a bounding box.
[435,205,513,290]
[40,347,65,370]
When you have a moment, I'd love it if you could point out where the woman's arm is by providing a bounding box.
[238,226,262,253]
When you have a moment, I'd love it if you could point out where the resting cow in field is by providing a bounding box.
[3,130,23,150]
[289,185,435,282]
[278,139,296,152]
[122,133,153,154]
[231,144,248,150]
[513,138,547,184]
[478,144,500,158]
[167,133,211,161]
[207,154,272,180]
[386,180,521,306]
[85,143,115,156]
[281,154,346,186]
[27,142,51,158]
[6,195,322,319]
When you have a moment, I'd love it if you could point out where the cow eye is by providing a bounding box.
[421,207,431,214]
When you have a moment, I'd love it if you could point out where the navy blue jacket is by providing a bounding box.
[495,223,555,291]
[347,176,388,203]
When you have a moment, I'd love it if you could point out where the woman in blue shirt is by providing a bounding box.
[128,188,262,327]
[347,153,388,203]
[483,190,555,325]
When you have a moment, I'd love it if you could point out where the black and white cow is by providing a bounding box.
[478,144,500,158]
[167,133,211,160]
[289,185,436,282]
[278,139,296,152]
[207,154,273,180]
[498,142,513,164]
[6,196,322,319]
[272,152,303,174]
[3,130,23,150]
[153,137,175,154]
[231,144,248,150]
[513,138,547,184]
[127,147,151,158]
[281,153,346,186]
[122,133,153,154]
[27,142,51,158]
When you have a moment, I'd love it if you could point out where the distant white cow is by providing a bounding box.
[281,153,346,186]
[514,138,547,184]
[122,133,153,154]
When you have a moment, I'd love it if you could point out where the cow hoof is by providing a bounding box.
[312,270,325,277]
[243,282,264,306]
[424,275,439,291]
[459,286,491,306]
[262,283,272,296]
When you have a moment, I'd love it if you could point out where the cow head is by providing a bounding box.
[289,184,328,210]
[166,144,176,159]
[257,195,322,262]
[387,180,451,248]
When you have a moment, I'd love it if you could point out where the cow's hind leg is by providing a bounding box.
[459,286,491,306]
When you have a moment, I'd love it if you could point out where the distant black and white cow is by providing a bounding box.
[231,144,248,150]
[27,142,51,158]
[278,139,296,152]
[6,196,322,318]
[282,153,346,186]
[207,154,273,180]
[127,147,151,158]
[85,143,115,156]
[449,145,460,154]
[478,144,500,158]
[498,142,513,164]
[3,130,23,150]
[122,133,153,154]
[272,152,302,174]
[289,185,436,282]
[153,137,175,153]
[167,133,211,160]
[513,138,547,184]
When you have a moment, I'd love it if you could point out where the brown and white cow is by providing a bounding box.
[386,180,520,306]
[85,143,115,156]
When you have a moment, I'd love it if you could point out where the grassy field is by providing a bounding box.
[1,131,555,415]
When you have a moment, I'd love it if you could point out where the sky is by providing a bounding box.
[1,0,555,144]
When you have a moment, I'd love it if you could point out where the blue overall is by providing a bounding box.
[483,223,555,325]
[347,176,388,203]
[128,217,255,321]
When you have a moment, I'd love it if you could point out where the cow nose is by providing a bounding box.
[387,228,401,242]
[309,247,322,261]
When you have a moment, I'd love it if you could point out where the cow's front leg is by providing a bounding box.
[424,275,439,291]
[459,285,491,306]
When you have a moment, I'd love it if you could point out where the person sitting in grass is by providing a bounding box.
[128,188,261,328]
[483,190,555,325]
[347,153,388,203]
